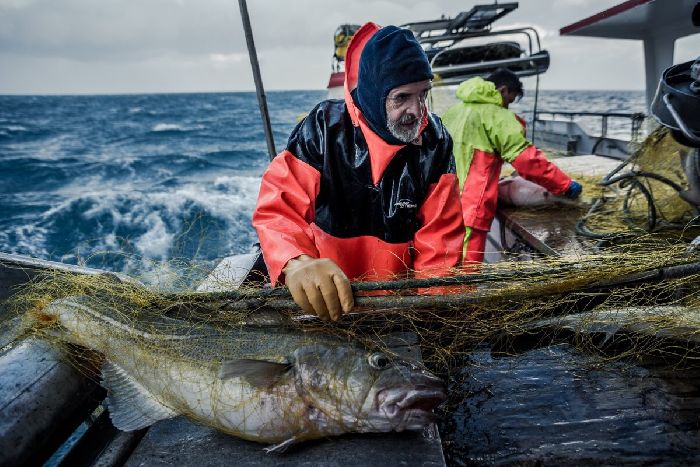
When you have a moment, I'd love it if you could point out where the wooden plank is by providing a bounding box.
[495,154,625,257]
[496,204,592,256]
[90,428,148,467]
[55,409,147,467]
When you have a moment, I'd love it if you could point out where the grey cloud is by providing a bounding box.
[0,0,241,60]
[0,0,698,94]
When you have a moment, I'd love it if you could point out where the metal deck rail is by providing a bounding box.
[535,110,646,142]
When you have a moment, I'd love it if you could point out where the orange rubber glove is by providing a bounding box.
[282,255,354,321]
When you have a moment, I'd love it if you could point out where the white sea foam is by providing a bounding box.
[151,123,205,133]
[5,125,28,132]
[0,224,49,259]
[46,173,263,266]
[17,134,73,161]
[152,123,184,132]
[134,212,173,259]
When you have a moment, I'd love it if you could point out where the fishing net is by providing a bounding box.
[7,269,391,442]
[575,127,697,239]
[6,235,700,375]
[5,122,700,372]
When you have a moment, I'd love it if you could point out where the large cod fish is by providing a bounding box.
[40,296,446,452]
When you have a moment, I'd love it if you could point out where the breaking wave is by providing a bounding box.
[0,91,325,280]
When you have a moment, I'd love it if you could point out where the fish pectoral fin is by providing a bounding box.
[218,359,291,387]
[102,361,178,431]
[263,437,297,454]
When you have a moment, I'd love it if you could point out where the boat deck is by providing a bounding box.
[488,154,624,260]
[449,154,700,463]
[3,152,700,464]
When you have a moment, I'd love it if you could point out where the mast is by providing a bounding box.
[238,0,277,161]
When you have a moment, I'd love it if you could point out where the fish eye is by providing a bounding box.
[368,353,390,370]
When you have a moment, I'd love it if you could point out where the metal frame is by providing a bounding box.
[425,22,549,141]
[534,110,646,141]
[428,26,548,85]
[403,2,519,35]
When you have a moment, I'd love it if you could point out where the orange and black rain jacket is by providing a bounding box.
[253,22,464,285]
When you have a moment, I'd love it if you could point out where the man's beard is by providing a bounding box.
[387,110,424,143]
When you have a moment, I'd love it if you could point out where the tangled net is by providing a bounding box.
[5,235,700,381]
[577,127,697,239]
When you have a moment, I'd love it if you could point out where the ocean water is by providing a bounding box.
[0,89,645,283]
[0,91,325,281]
[514,89,647,140]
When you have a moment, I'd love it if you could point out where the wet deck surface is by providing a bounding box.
[497,154,624,256]
[440,344,700,465]
[471,158,700,465]
[498,204,594,255]
[126,417,444,467]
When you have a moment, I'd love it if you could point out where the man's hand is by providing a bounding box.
[282,255,354,321]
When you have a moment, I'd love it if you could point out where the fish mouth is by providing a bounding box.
[377,385,447,430]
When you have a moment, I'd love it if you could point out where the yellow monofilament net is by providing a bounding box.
[577,127,696,237]
[6,236,700,375]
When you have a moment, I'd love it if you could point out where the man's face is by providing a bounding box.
[385,80,431,143]
[497,85,521,109]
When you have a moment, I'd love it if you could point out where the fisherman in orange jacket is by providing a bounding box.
[252,23,464,321]
[442,68,582,263]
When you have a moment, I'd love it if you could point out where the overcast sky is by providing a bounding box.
[0,0,698,95]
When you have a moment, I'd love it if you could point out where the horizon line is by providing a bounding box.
[0,88,648,97]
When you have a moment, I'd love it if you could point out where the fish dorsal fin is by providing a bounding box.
[102,361,177,431]
[218,359,290,388]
